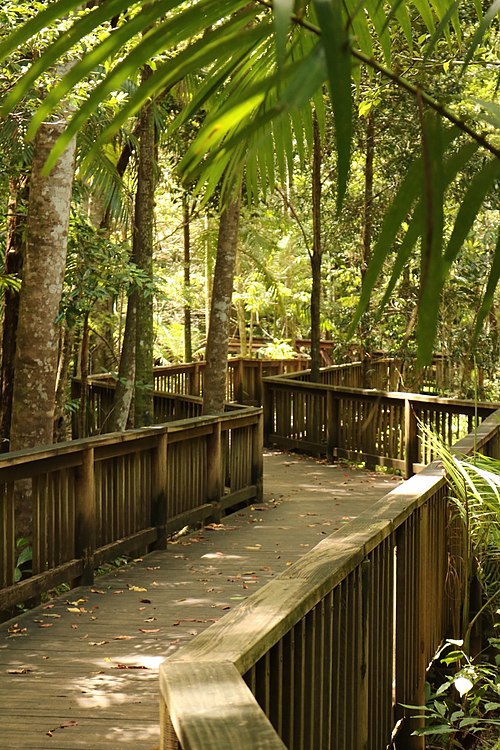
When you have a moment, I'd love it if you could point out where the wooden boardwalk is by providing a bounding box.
[0,451,401,750]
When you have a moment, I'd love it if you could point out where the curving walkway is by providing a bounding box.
[0,451,402,750]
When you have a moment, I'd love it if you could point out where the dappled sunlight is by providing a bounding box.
[201,552,244,560]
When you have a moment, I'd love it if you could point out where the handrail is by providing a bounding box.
[262,374,499,478]
[160,409,500,750]
[0,405,263,614]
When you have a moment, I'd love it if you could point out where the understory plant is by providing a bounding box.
[408,428,500,747]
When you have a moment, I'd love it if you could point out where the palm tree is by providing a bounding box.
[0,0,498,367]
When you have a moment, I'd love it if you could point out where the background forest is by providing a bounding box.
[0,0,498,452]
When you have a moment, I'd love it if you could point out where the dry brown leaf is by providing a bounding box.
[7,668,32,674]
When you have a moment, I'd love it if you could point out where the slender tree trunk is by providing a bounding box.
[183,194,193,362]
[310,113,322,382]
[235,249,248,356]
[133,67,157,427]
[202,190,241,415]
[204,213,213,339]
[107,294,136,432]
[54,323,75,441]
[10,120,76,451]
[360,110,375,387]
[0,175,28,451]
[109,70,157,430]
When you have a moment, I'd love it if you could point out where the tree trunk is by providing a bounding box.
[133,67,157,427]
[202,191,241,415]
[107,293,136,432]
[108,71,157,431]
[0,175,28,452]
[183,194,193,362]
[10,120,76,451]
[310,113,322,382]
[360,110,375,387]
[235,249,248,356]
[54,323,75,442]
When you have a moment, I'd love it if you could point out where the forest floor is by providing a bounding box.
[0,450,402,749]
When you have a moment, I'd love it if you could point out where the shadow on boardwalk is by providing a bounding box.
[0,451,401,749]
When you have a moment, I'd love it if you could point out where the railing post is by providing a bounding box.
[404,399,418,478]
[252,410,264,502]
[152,432,168,550]
[326,390,339,462]
[74,447,95,586]
[262,381,273,447]
[207,420,222,521]
[235,358,245,403]
[160,698,181,750]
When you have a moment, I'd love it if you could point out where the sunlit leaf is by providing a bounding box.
[417,110,445,366]
[472,231,500,344]
[313,0,352,211]
[443,157,500,270]
[274,0,294,69]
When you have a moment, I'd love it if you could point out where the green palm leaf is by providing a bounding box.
[313,0,352,211]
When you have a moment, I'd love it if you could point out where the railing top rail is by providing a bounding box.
[262,374,500,411]
[161,408,500,746]
[0,406,262,473]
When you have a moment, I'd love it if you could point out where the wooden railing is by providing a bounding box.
[152,358,308,404]
[72,358,308,436]
[159,407,500,750]
[0,406,263,616]
[75,355,480,438]
[263,374,499,478]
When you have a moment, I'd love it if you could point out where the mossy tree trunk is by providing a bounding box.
[310,112,322,383]
[0,175,28,452]
[202,190,241,415]
[10,120,76,452]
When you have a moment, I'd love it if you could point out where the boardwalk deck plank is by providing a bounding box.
[0,451,400,750]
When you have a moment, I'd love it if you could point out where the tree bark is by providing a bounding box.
[133,67,157,427]
[0,175,28,451]
[360,110,375,387]
[108,70,157,430]
[10,120,76,451]
[310,113,322,382]
[202,191,241,415]
[107,293,136,432]
[183,194,193,362]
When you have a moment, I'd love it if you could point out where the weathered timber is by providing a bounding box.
[161,408,500,750]
[0,406,262,613]
[263,374,499,477]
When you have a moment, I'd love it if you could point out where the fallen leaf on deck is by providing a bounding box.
[113,635,134,641]
[114,664,149,670]
[128,585,147,592]
[144,617,157,623]
[139,628,160,633]
[46,720,78,737]
[140,598,152,604]
[146,565,161,570]
[205,523,224,530]
[91,588,106,594]
[38,623,53,628]
[89,641,109,646]
[7,668,32,674]
[245,545,261,550]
